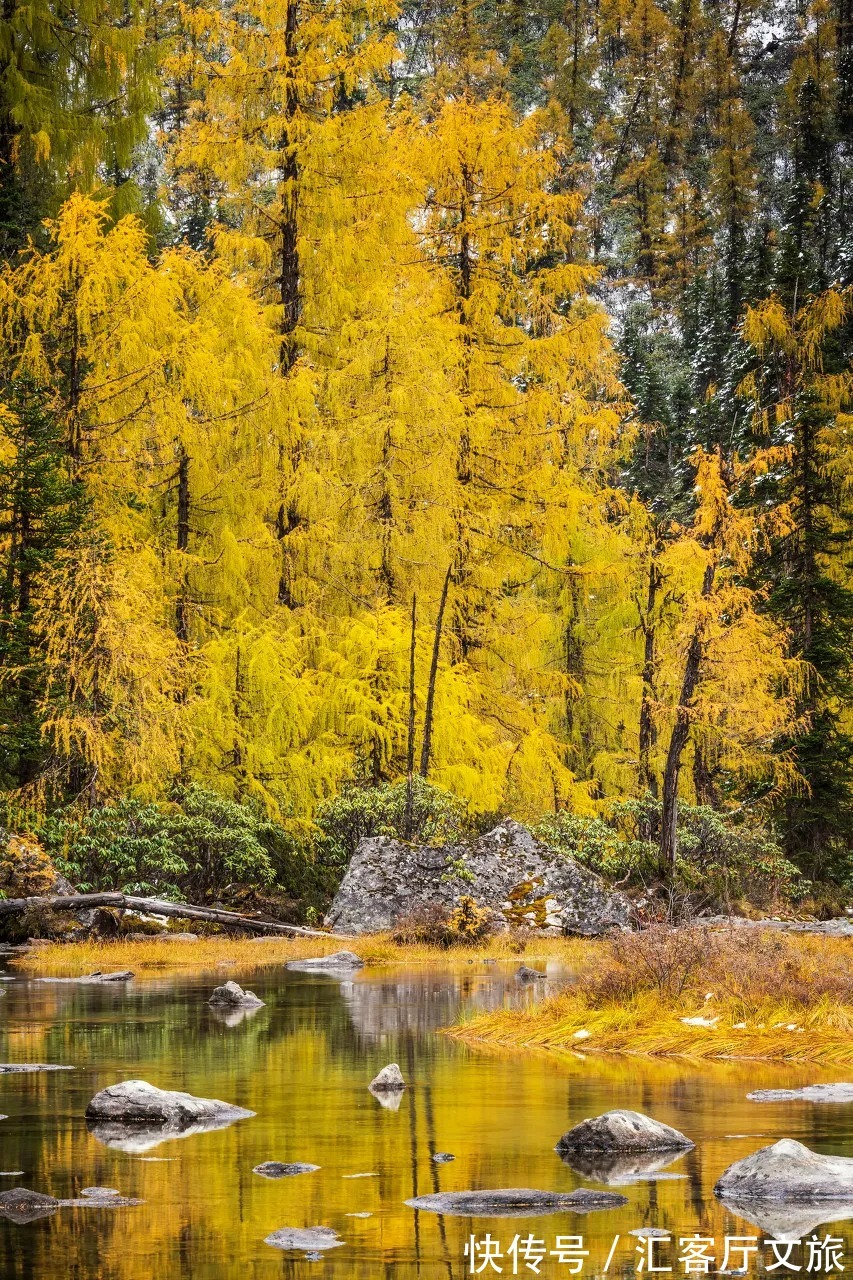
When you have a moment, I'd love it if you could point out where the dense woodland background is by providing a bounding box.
[0,0,851,913]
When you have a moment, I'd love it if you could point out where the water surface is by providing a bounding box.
[0,960,851,1278]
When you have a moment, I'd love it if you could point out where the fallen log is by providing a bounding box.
[0,893,350,940]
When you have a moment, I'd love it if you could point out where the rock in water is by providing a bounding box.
[516,965,546,982]
[714,1139,853,1201]
[404,1188,628,1217]
[86,1080,253,1125]
[556,1110,694,1155]
[324,819,630,936]
[264,1227,344,1252]
[747,1083,853,1103]
[432,1152,455,1163]
[208,981,264,1009]
[0,1189,61,1223]
[285,950,364,971]
[369,1063,405,1092]
[253,1162,320,1178]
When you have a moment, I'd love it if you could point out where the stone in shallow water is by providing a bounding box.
[630,1228,671,1239]
[0,1190,60,1223]
[285,950,363,972]
[516,966,546,982]
[369,1063,405,1091]
[85,1080,254,1153]
[404,1189,628,1217]
[325,819,631,936]
[714,1138,853,1202]
[253,1162,320,1178]
[36,971,134,984]
[556,1110,694,1155]
[432,1152,455,1163]
[207,981,264,1010]
[747,1083,853,1103]
[0,1186,142,1223]
[0,1064,74,1073]
[264,1227,344,1252]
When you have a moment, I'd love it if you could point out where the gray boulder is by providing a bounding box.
[286,950,364,971]
[405,1188,628,1217]
[0,1186,142,1223]
[369,1063,405,1091]
[85,1080,254,1151]
[747,1083,853,1103]
[714,1139,853,1202]
[516,965,547,982]
[265,1227,344,1252]
[325,820,630,936]
[556,1110,694,1155]
[208,981,264,1009]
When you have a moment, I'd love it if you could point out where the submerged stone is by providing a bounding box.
[264,1227,344,1252]
[253,1162,320,1178]
[516,966,546,982]
[404,1188,628,1217]
[207,981,264,1010]
[556,1110,694,1155]
[714,1138,853,1202]
[285,950,363,971]
[369,1063,405,1092]
[747,1084,853,1103]
[85,1080,254,1152]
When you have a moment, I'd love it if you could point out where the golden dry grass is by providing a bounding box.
[450,926,853,1064]
[11,931,592,977]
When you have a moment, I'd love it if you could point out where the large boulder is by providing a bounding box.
[714,1139,853,1202]
[325,819,630,936]
[86,1080,253,1126]
[556,1110,694,1155]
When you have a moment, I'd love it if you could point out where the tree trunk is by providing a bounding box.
[0,892,349,938]
[659,561,715,878]
[404,593,417,838]
[638,554,660,798]
[419,565,452,779]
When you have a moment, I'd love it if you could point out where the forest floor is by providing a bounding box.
[11,926,853,1065]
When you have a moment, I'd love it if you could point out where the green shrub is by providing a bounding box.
[535,795,803,910]
[41,786,278,900]
[314,776,466,864]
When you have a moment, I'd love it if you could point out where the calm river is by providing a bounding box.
[0,960,851,1278]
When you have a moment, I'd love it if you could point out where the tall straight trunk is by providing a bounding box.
[420,566,452,780]
[659,562,715,878]
[175,447,190,643]
[638,556,660,797]
[404,593,417,838]
[278,0,301,373]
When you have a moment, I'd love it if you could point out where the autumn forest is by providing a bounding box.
[0,0,851,906]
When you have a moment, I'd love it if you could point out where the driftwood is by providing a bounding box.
[0,893,348,939]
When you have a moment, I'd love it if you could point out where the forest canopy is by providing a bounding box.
[0,0,851,895]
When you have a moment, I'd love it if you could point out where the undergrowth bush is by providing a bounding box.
[390,895,493,947]
[535,796,803,911]
[41,786,279,900]
[314,777,466,864]
[586,924,853,1013]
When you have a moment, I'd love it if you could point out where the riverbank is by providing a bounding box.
[449,925,853,1065]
